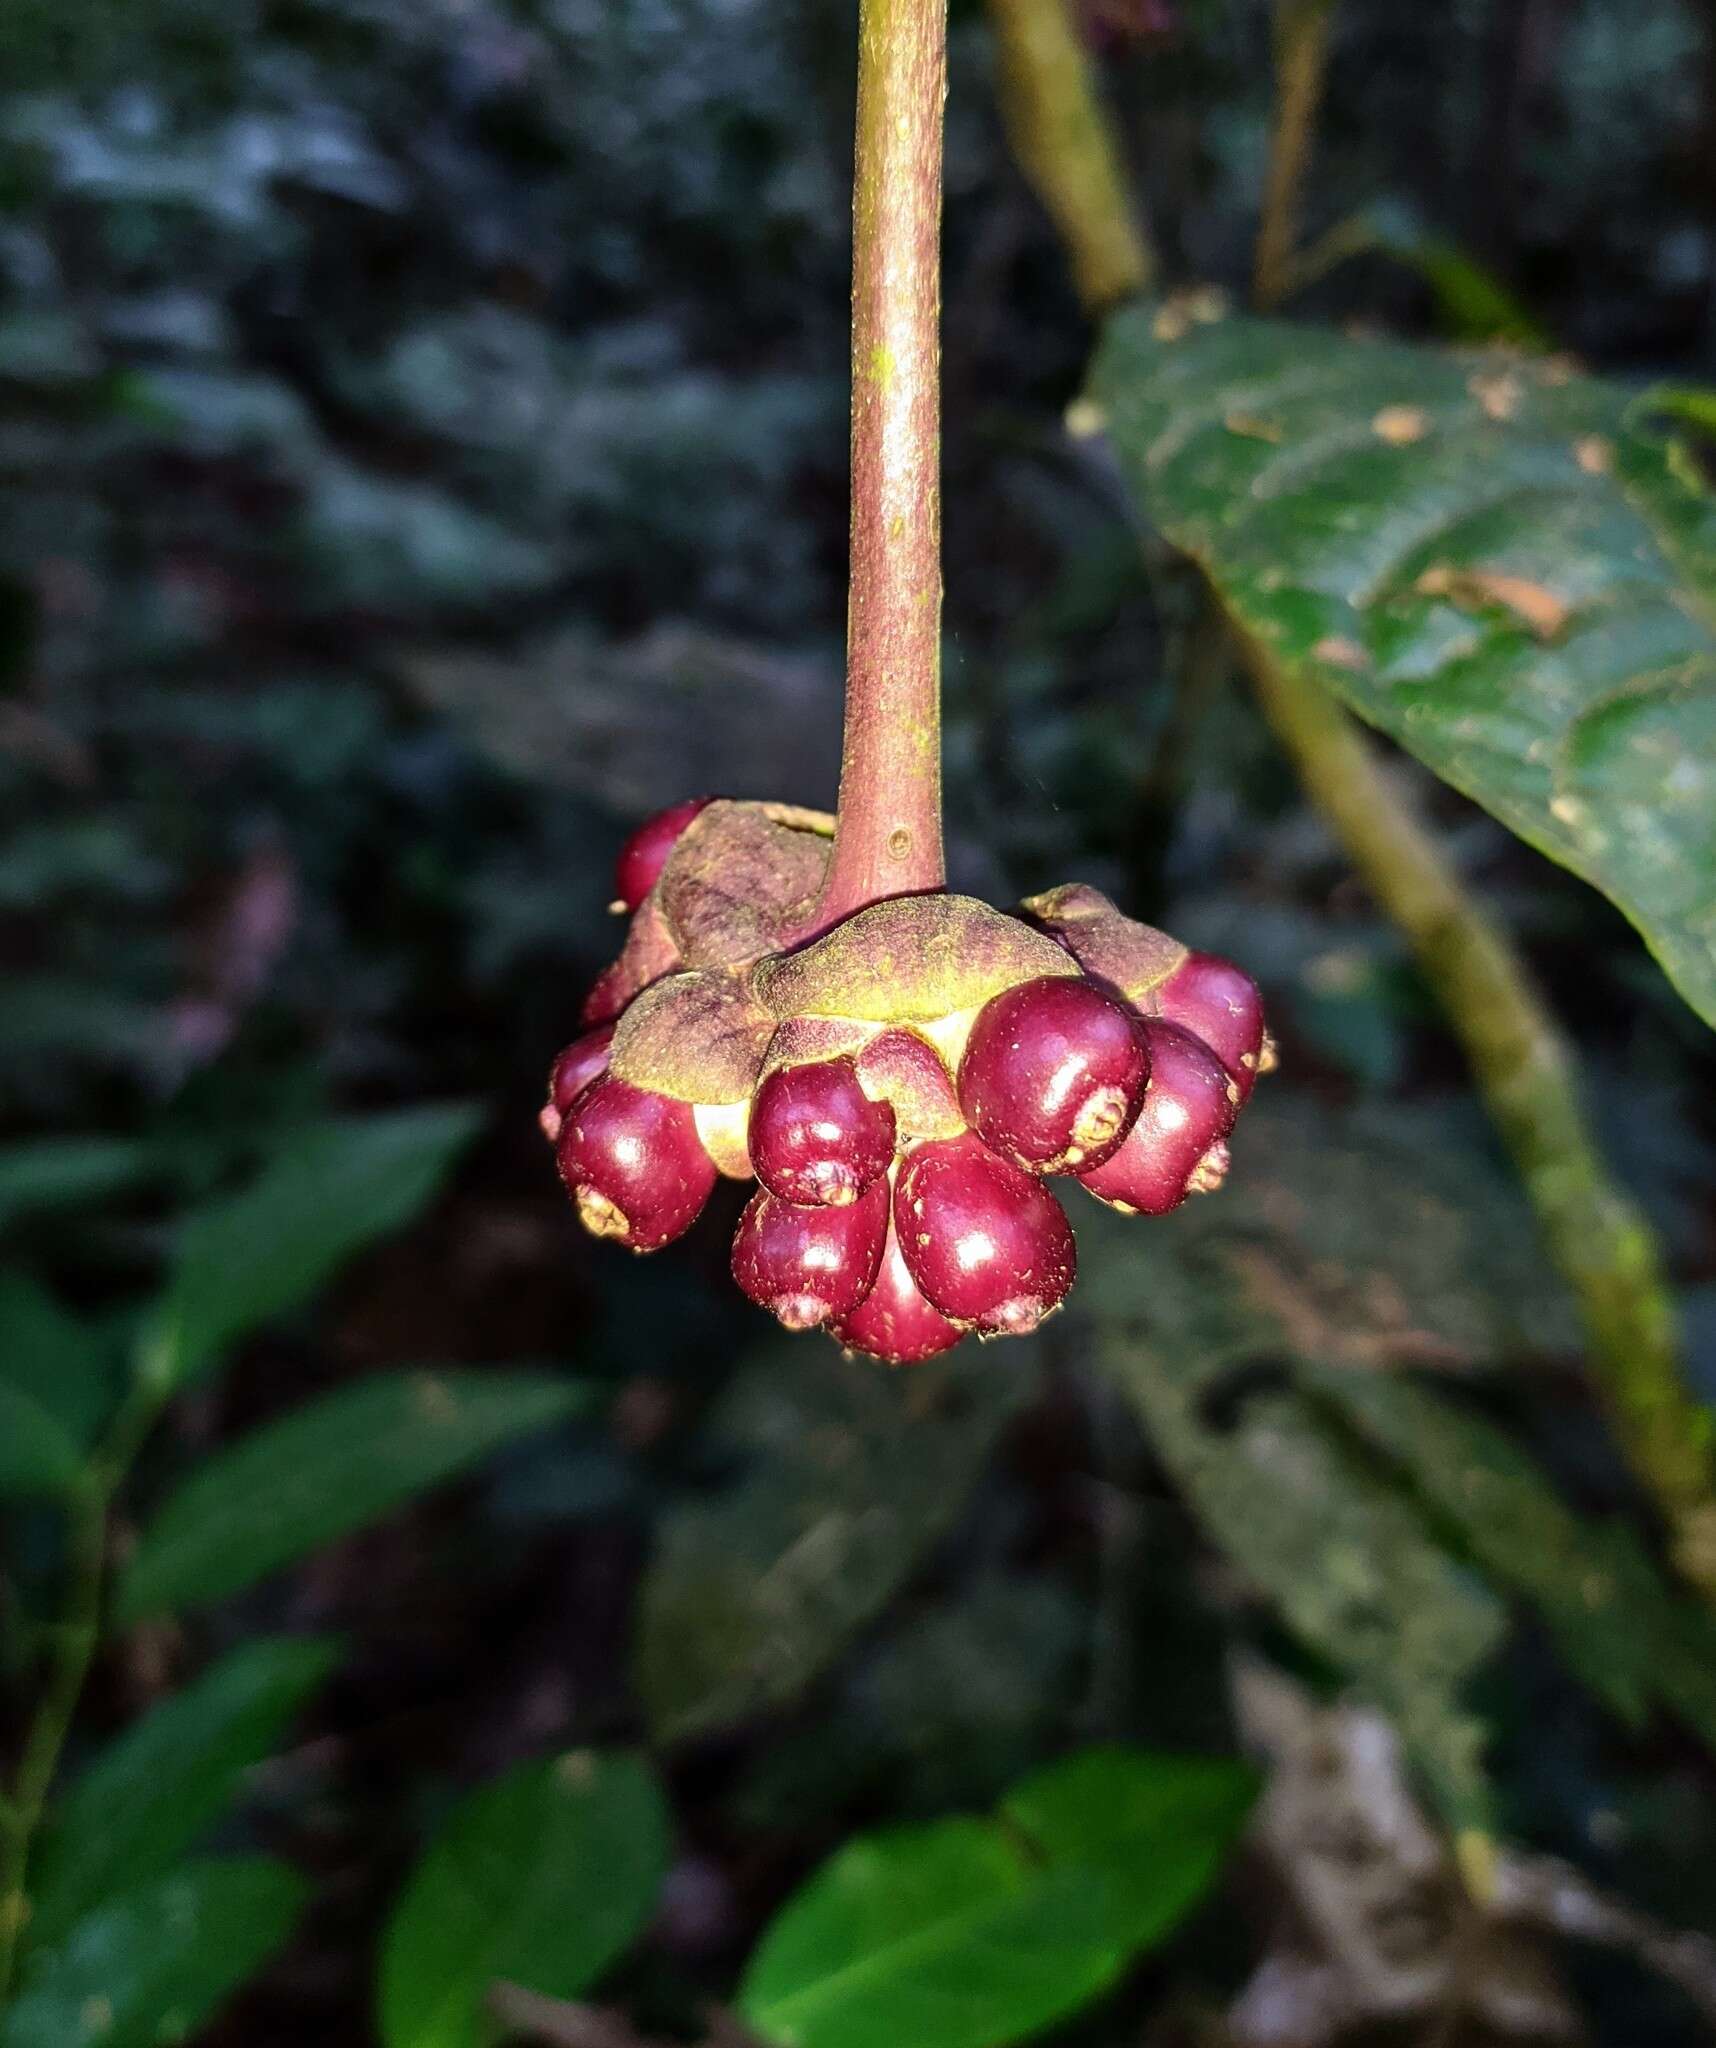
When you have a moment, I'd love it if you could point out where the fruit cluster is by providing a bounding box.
[542,799,1271,1364]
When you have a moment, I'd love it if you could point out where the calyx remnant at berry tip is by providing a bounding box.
[546,798,1275,1363]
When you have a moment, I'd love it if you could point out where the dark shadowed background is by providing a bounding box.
[3,1,1716,2044]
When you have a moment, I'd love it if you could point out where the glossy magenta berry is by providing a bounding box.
[556,1075,717,1251]
[731,1177,890,1331]
[894,1132,1076,1337]
[1155,951,1266,1100]
[832,1210,964,1364]
[1075,1019,1237,1216]
[749,1057,897,1207]
[612,797,713,912]
[957,976,1149,1173]
[541,1023,615,1143]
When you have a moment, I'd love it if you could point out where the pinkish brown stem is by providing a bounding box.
[811,0,949,932]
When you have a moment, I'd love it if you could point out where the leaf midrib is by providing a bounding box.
[747,1857,1115,2035]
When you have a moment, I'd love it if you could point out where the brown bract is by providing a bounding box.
[758,1014,880,1074]
[1020,882,1187,1007]
[610,969,776,1105]
[657,800,832,968]
[853,1028,966,1139]
[756,1017,965,1141]
[752,893,1077,1023]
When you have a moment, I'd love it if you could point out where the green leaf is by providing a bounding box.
[0,1858,306,2048]
[636,1341,1025,1742]
[740,1748,1250,2048]
[377,1751,669,2048]
[997,1749,1257,1949]
[1089,302,1716,1027]
[1075,1092,1543,1826]
[733,1577,1088,1834]
[1638,384,1716,436]
[117,1369,579,1620]
[0,1384,83,1499]
[0,1273,114,1453]
[1305,1366,1716,1747]
[140,1104,481,1392]
[1366,213,1552,349]
[29,1637,339,1952]
[0,1137,160,1233]
[740,1817,1117,2048]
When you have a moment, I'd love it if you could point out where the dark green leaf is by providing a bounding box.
[0,1138,160,1233]
[1076,1091,1539,1825]
[117,1369,580,1619]
[1093,1090,1576,1373]
[1366,212,1552,349]
[30,1637,339,1951]
[636,1342,1024,1742]
[0,1858,306,2048]
[733,1576,1088,1833]
[1305,1366,1716,1746]
[1089,303,1716,1026]
[377,1750,669,2048]
[0,1273,114,1453]
[294,462,560,615]
[0,1385,83,1499]
[740,1747,1249,2048]
[1638,385,1716,436]
[139,1105,481,1392]
[998,1748,1257,1949]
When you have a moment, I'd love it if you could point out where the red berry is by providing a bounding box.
[1075,1019,1237,1216]
[541,1024,615,1143]
[832,1210,964,1364]
[612,797,713,912]
[731,1178,889,1331]
[957,976,1149,1173]
[749,1057,897,1207]
[1154,952,1266,1100]
[894,1132,1076,1337]
[556,1075,717,1251]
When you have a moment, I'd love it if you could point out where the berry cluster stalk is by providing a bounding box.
[812,0,950,933]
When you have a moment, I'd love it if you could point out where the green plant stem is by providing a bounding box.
[0,1482,106,2000]
[0,1381,165,1998]
[1245,0,1715,1594]
[988,0,1151,312]
[1241,643,1716,1596]
[979,0,1716,1599]
[1253,0,1337,313]
[813,0,949,932]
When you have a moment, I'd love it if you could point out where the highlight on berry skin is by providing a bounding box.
[832,1208,964,1363]
[1154,950,1270,1100]
[731,1178,890,1330]
[894,1131,1077,1337]
[1075,1019,1238,1217]
[545,799,1270,1361]
[555,1075,717,1252]
[749,1057,897,1207]
[958,976,1149,1174]
[541,1023,615,1144]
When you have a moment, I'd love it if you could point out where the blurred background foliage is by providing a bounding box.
[3,0,1716,2042]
